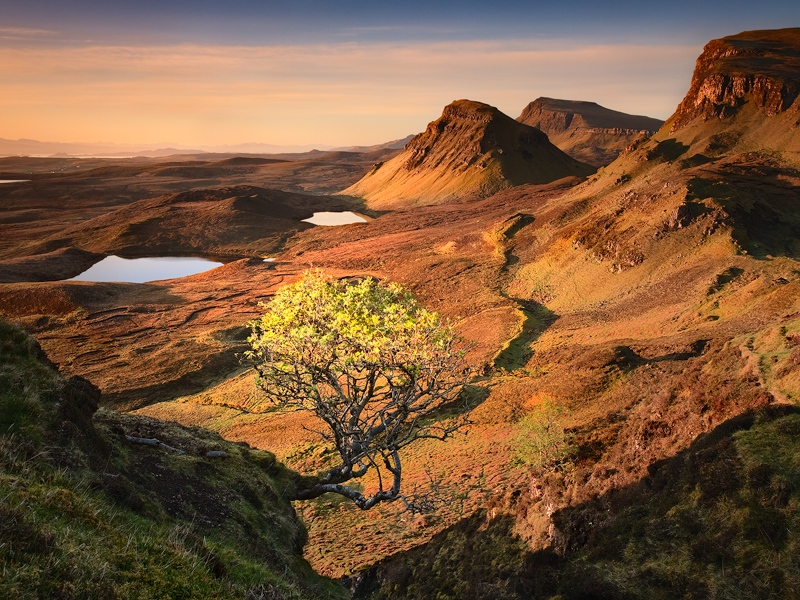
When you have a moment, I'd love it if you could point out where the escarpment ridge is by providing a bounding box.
[672,28,800,129]
[517,97,663,166]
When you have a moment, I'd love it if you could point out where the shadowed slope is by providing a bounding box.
[352,406,800,600]
[0,320,347,599]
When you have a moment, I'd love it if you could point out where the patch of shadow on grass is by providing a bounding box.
[102,351,242,410]
[493,302,557,372]
[348,510,562,600]
[436,383,491,419]
[604,340,710,374]
[647,138,689,161]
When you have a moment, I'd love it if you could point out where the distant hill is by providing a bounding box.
[342,99,594,208]
[0,138,207,158]
[517,97,663,166]
[333,135,415,152]
[31,185,349,260]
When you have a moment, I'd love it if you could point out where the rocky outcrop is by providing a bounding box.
[670,28,800,132]
[517,98,663,166]
[342,99,594,208]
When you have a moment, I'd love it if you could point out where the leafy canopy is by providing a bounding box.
[246,270,470,510]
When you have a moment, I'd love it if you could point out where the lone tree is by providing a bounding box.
[513,399,575,473]
[246,270,470,510]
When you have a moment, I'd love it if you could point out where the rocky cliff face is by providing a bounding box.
[517,98,663,166]
[342,99,594,208]
[670,28,800,132]
[401,100,550,172]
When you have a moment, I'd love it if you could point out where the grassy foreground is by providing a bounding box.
[0,319,347,600]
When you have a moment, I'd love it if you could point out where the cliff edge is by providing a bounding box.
[663,28,800,156]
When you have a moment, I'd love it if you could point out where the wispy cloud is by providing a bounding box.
[0,26,56,40]
[0,39,699,146]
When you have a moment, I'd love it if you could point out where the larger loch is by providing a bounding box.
[69,256,224,283]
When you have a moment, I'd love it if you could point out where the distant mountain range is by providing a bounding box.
[332,135,415,152]
[0,138,341,158]
[1,106,661,164]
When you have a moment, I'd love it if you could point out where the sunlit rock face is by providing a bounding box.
[671,28,800,132]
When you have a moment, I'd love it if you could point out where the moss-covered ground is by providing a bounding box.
[0,320,347,600]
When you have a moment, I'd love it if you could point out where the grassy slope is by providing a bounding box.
[355,406,800,600]
[316,62,800,576]
[0,319,347,600]
[340,54,800,596]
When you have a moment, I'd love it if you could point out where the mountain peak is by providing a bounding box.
[343,99,593,208]
[440,99,502,121]
[400,99,551,173]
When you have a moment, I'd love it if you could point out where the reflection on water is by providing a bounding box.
[69,256,224,283]
[302,211,367,226]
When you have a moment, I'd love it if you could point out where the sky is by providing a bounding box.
[2,1,800,150]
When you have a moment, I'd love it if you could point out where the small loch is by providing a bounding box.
[302,211,368,226]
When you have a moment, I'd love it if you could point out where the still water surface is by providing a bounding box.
[302,211,367,226]
[69,256,223,283]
